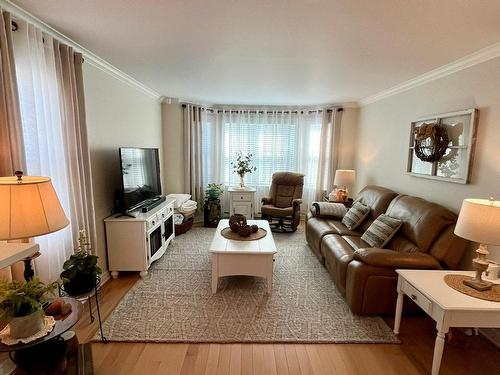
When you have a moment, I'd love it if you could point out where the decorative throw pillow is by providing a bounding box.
[361,214,403,248]
[341,201,370,230]
[311,202,347,219]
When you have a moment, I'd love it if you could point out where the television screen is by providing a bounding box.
[119,147,162,212]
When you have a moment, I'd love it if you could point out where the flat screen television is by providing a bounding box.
[119,147,162,212]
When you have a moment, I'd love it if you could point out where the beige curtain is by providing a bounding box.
[0,11,25,281]
[53,41,97,255]
[0,11,24,177]
[183,104,204,205]
[315,109,342,200]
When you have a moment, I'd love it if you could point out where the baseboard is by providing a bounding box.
[480,328,500,349]
[100,270,111,287]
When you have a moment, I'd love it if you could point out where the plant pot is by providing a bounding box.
[204,199,222,228]
[9,311,44,339]
[62,272,96,296]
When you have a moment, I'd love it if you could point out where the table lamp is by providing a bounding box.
[454,198,500,291]
[331,169,356,202]
[0,171,69,280]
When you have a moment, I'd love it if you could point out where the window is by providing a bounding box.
[199,108,331,215]
[212,110,322,188]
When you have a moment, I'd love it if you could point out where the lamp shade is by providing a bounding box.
[454,198,500,245]
[334,169,356,187]
[0,175,69,240]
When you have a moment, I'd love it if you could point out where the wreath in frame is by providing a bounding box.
[413,123,449,162]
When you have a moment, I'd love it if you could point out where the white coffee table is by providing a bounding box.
[209,219,277,294]
[394,269,500,375]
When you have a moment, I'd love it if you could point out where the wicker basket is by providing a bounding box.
[175,217,194,236]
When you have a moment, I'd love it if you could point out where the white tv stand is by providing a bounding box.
[104,198,175,278]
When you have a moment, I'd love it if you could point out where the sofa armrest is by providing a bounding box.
[261,197,273,205]
[353,248,442,269]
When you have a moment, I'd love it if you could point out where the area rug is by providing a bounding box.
[95,227,398,343]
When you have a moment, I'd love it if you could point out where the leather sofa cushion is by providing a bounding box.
[386,195,457,252]
[342,235,370,251]
[356,185,398,220]
[353,248,442,269]
[429,224,468,269]
[325,220,363,237]
[305,218,337,261]
[385,235,419,253]
[322,234,355,295]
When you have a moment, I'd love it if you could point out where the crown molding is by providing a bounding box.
[359,42,500,106]
[1,0,161,100]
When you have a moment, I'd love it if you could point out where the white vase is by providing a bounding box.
[9,311,44,339]
[239,174,245,189]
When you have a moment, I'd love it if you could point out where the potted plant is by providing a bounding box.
[60,230,102,296]
[0,277,58,339]
[205,183,224,201]
[204,183,224,227]
[231,152,257,189]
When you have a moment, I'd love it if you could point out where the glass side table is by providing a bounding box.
[0,297,82,373]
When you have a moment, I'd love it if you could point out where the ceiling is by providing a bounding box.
[12,0,500,105]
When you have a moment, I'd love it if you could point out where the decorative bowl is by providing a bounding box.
[229,214,247,233]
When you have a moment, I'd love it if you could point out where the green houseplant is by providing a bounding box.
[0,277,58,338]
[60,230,102,296]
[205,183,224,200]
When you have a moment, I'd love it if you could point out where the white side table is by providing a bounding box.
[394,270,500,375]
[0,242,40,280]
[228,187,256,219]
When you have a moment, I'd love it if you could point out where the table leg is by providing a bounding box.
[266,256,274,294]
[394,290,404,334]
[211,254,218,293]
[432,329,447,375]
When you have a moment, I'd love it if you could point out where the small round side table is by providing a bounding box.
[0,297,82,373]
[59,276,107,342]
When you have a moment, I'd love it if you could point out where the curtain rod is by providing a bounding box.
[10,20,84,62]
[181,104,343,113]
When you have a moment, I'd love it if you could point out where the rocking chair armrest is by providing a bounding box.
[261,197,273,205]
[292,199,302,208]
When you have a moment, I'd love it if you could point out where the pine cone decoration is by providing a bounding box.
[238,225,253,237]
[229,214,247,233]
[251,225,259,233]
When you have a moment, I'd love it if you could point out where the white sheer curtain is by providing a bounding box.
[12,23,74,282]
[200,109,328,215]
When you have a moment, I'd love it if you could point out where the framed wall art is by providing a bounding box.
[407,108,478,184]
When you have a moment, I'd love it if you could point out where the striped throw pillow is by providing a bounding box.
[361,214,402,248]
[341,202,370,230]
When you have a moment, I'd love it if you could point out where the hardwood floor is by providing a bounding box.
[79,272,500,375]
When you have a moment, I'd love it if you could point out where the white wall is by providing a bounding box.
[160,104,358,195]
[338,107,358,169]
[83,63,162,274]
[161,99,184,194]
[354,57,500,264]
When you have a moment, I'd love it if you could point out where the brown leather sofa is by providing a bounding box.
[305,185,467,315]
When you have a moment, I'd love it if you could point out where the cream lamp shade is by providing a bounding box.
[334,169,356,188]
[0,175,69,240]
[454,198,500,245]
